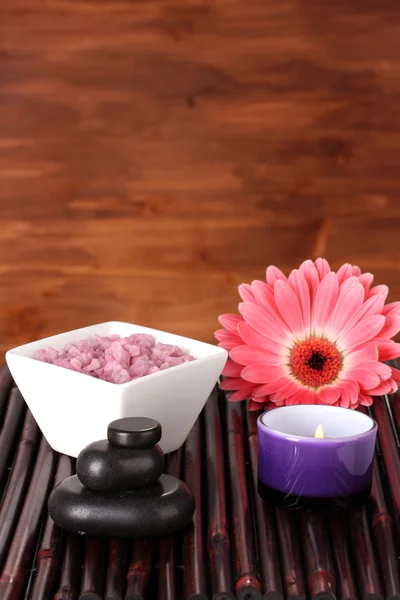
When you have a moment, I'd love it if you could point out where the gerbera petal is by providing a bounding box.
[239,302,291,344]
[390,367,400,383]
[339,315,385,349]
[329,282,364,336]
[336,264,353,284]
[218,314,242,334]
[220,377,250,391]
[295,387,318,405]
[367,285,389,300]
[344,368,380,390]
[266,265,287,287]
[237,322,285,355]
[378,315,400,339]
[269,380,301,403]
[318,387,340,405]
[367,380,392,396]
[339,295,386,339]
[288,270,311,334]
[251,280,274,311]
[359,393,373,406]
[214,329,243,350]
[378,341,400,361]
[248,398,267,410]
[230,345,282,366]
[242,363,286,384]
[299,260,319,308]
[238,283,256,303]
[315,258,331,281]
[229,387,256,401]
[252,378,292,396]
[337,276,359,299]
[352,265,362,277]
[274,280,304,334]
[313,272,339,333]
[338,388,351,408]
[358,273,374,293]
[222,359,243,377]
[355,361,392,380]
[382,301,400,317]
[346,345,378,366]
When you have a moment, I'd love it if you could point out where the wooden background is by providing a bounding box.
[1,0,400,358]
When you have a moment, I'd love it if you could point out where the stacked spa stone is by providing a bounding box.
[48,417,195,538]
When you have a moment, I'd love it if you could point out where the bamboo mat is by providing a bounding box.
[0,364,399,600]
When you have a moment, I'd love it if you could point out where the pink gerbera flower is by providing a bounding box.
[215,258,400,410]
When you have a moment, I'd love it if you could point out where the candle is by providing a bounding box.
[257,405,377,512]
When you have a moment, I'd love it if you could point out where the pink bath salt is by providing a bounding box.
[103,360,115,376]
[77,340,93,353]
[154,343,184,357]
[123,344,141,358]
[107,341,130,366]
[111,364,131,384]
[84,358,101,372]
[70,357,82,371]
[47,347,59,361]
[126,334,154,351]
[34,349,51,362]
[34,332,196,383]
[129,361,151,379]
[159,356,187,370]
[55,358,75,370]
[65,344,81,357]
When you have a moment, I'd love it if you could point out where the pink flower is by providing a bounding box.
[215,258,400,410]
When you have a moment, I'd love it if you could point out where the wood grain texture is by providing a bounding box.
[1,0,400,356]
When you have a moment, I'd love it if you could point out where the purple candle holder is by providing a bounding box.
[257,406,377,512]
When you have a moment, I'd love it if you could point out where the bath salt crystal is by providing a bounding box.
[84,358,101,372]
[33,333,196,384]
[47,347,59,361]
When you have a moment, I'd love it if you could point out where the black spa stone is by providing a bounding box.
[76,440,165,493]
[48,474,195,538]
[108,417,161,449]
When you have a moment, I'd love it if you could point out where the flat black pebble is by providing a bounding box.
[108,417,161,448]
[48,474,195,538]
[76,440,165,492]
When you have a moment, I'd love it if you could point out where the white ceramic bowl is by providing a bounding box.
[6,321,227,457]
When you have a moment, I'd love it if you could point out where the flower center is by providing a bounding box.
[289,338,342,388]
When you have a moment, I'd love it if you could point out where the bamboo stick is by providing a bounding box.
[0,387,26,492]
[125,539,153,600]
[79,537,108,600]
[204,389,234,600]
[348,508,383,600]
[0,436,56,600]
[0,365,13,425]
[0,410,40,570]
[54,534,85,600]
[31,454,74,600]
[158,448,183,600]
[371,396,400,536]
[328,515,358,600]
[245,409,282,600]
[275,509,306,600]
[358,404,400,599]
[370,460,400,600]
[182,417,208,600]
[105,539,129,600]
[300,513,336,600]
[226,399,262,600]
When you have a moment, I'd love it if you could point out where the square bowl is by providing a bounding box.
[6,321,227,457]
